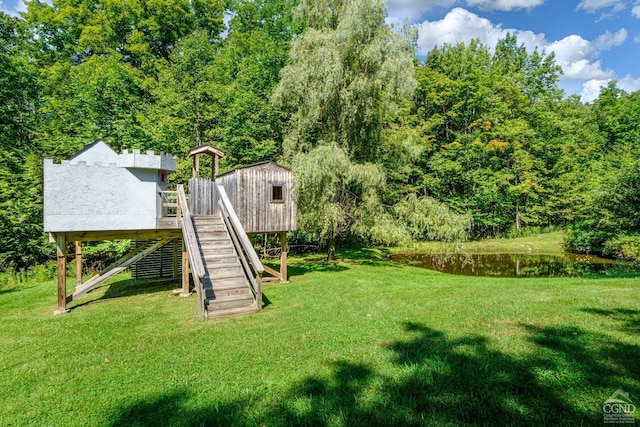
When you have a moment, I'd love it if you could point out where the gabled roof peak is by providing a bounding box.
[189,144,225,158]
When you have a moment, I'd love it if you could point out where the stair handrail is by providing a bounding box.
[177,184,206,317]
[216,184,264,306]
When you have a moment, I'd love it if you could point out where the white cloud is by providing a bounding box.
[593,28,628,50]
[576,0,626,13]
[386,0,457,23]
[632,1,640,17]
[413,8,631,99]
[416,8,545,55]
[580,78,612,102]
[580,74,640,102]
[387,0,546,20]
[465,0,545,11]
[547,35,616,80]
[618,74,640,93]
[577,0,627,19]
[0,0,27,16]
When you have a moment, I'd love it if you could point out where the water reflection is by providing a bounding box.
[391,253,640,278]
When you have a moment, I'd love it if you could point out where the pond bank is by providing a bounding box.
[390,231,566,256]
[388,231,640,278]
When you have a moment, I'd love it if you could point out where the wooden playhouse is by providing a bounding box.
[44,141,297,318]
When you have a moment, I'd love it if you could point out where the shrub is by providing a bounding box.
[81,240,131,271]
[603,235,640,261]
[564,222,610,255]
[0,261,58,288]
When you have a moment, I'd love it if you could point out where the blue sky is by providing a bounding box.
[387,0,640,102]
[3,0,639,102]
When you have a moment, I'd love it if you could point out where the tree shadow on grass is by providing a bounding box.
[338,248,391,266]
[581,308,640,335]
[287,260,349,277]
[0,287,18,295]
[287,248,393,278]
[106,388,254,427]
[70,278,181,310]
[522,323,639,392]
[107,319,640,426]
[263,322,638,425]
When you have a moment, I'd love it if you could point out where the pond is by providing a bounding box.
[391,252,640,278]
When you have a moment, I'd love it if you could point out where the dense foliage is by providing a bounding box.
[1,0,640,269]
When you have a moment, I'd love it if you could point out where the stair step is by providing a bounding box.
[203,259,240,270]
[206,293,254,310]
[202,250,237,260]
[201,248,236,256]
[202,252,236,260]
[205,260,241,269]
[195,228,227,235]
[204,283,251,299]
[193,218,224,225]
[198,235,231,243]
[194,224,224,229]
[202,276,248,290]
[206,304,259,319]
[193,215,222,221]
[204,265,243,277]
[194,216,223,221]
[200,242,233,251]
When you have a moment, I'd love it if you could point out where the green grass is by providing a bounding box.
[1,249,639,426]
[391,231,567,256]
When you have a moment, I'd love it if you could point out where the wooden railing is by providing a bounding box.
[216,184,264,308]
[158,190,178,218]
[176,184,206,318]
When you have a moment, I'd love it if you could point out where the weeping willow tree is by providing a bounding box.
[272,0,416,258]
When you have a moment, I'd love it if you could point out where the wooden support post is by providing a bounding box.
[263,234,267,259]
[75,241,82,288]
[180,240,190,297]
[279,232,288,283]
[172,239,179,280]
[55,233,69,314]
[214,155,219,178]
[256,274,263,309]
[192,153,200,178]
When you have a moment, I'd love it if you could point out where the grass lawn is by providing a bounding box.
[1,247,639,426]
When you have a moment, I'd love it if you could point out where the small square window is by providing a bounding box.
[272,185,283,202]
[158,170,167,185]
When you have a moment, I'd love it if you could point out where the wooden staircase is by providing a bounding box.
[193,215,259,318]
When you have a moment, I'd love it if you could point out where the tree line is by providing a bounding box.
[1,0,639,270]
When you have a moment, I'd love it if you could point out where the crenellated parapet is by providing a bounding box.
[118,149,176,171]
[44,147,176,171]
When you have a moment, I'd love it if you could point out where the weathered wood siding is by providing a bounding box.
[189,178,219,216]
[217,163,297,234]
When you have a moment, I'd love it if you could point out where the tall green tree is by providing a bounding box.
[413,35,567,237]
[272,0,416,257]
[23,0,226,158]
[143,0,296,183]
[565,84,640,259]
[0,13,49,270]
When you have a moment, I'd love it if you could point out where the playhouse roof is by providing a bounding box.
[189,144,225,158]
[69,139,118,165]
